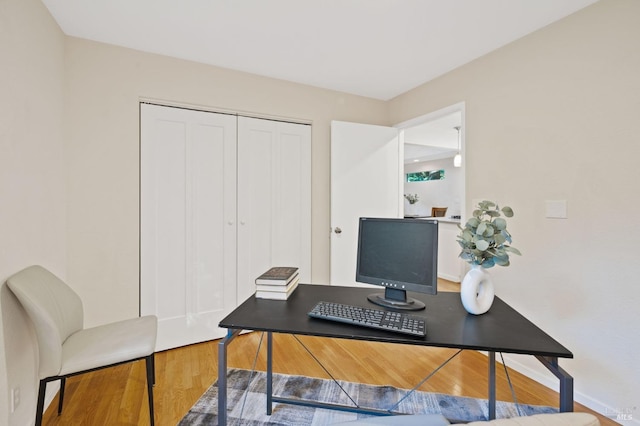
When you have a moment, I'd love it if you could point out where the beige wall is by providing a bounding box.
[0,0,67,424]
[389,0,640,416]
[63,37,389,327]
[2,0,639,423]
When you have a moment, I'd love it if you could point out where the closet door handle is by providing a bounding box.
[334,227,342,234]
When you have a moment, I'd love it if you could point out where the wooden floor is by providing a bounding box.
[41,281,616,425]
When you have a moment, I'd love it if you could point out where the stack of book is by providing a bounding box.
[255,266,300,300]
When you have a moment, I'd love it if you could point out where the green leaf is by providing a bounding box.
[501,206,514,217]
[461,229,473,241]
[494,233,506,246]
[504,246,522,256]
[482,258,496,268]
[460,252,473,262]
[480,200,496,209]
[495,256,510,267]
[475,239,490,251]
[466,217,480,229]
[493,218,507,231]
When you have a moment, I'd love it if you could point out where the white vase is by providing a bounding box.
[405,202,417,216]
[460,265,495,315]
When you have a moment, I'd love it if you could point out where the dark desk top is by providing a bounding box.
[220,284,572,358]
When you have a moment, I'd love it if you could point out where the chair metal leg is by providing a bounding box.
[151,352,156,385]
[58,377,66,415]
[36,379,47,426]
[146,354,155,426]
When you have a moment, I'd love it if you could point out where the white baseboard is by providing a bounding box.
[438,273,460,283]
[500,353,640,425]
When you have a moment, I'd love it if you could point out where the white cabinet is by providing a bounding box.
[140,105,311,351]
[437,220,463,283]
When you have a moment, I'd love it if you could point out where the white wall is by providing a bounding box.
[389,0,640,421]
[404,158,463,218]
[0,0,67,424]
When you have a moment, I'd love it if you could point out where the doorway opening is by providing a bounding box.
[395,102,466,282]
[395,102,465,222]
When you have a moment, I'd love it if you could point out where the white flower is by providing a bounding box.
[404,193,419,204]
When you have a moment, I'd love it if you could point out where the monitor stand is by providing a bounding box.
[367,287,425,311]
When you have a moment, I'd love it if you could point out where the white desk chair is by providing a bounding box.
[7,265,157,425]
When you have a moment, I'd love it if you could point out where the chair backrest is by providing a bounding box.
[7,265,84,379]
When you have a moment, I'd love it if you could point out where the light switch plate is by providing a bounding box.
[545,200,567,219]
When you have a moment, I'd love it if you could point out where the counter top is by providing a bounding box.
[404,215,461,224]
[432,217,461,224]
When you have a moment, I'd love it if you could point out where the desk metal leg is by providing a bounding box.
[488,351,496,420]
[536,356,574,412]
[218,329,241,426]
[267,331,273,415]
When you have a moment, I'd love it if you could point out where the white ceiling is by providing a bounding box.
[42,0,598,101]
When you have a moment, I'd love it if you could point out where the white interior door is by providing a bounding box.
[330,120,402,286]
[140,104,237,351]
[237,117,311,301]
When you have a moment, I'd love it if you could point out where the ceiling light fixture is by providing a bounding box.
[453,126,462,168]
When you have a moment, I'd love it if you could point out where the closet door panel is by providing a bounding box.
[147,118,188,320]
[237,119,276,302]
[141,104,237,351]
[237,117,311,301]
[273,123,312,276]
[191,124,232,313]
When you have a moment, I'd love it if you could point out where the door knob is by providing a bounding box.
[334,227,342,234]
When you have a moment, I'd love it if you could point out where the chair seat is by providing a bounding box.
[60,315,157,376]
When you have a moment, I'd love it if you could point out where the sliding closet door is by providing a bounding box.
[140,104,237,351]
[237,117,311,302]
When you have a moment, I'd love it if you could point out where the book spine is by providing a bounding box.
[255,272,299,286]
[255,281,299,300]
[256,277,299,293]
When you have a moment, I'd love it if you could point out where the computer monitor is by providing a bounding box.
[355,217,438,311]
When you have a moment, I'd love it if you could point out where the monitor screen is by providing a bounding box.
[356,217,438,310]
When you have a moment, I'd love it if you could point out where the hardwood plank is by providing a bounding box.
[41,280,615,425]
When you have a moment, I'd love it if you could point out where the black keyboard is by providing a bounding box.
[308,301,426,337]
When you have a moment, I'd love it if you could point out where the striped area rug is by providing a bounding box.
[179,368,557,425]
